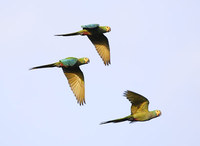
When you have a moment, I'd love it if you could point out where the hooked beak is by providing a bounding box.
[157,111,161,116]
[84,58,90,64]
[107,27,111,32]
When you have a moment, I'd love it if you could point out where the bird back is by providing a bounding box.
[60,57,78,67]
[81,24,99,29]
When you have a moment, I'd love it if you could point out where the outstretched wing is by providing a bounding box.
[87,34,110,65]
[124,90,149,114]
[62,67,85,105]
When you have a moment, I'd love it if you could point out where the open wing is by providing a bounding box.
[124,90,149,114]
[62,67,85,105]
[87,34,110,65]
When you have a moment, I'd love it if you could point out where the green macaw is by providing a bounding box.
[30,57,90,105]
[100,90,161,124]
[55,24,111,66]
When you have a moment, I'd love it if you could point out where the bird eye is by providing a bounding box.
[84,58,88,63]
[156,110,160,116]
[106,26,110,32]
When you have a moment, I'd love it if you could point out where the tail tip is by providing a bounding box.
[100,121,108,125]
[55,34,64,36]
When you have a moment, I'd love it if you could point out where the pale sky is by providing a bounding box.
[0,0,200,146]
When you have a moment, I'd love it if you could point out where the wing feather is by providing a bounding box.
[87,34,110,65]
[62,67,85,105]
[124,90,149,114]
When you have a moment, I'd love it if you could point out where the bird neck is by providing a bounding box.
[99,26,109,33]
[77,61,86,66]
[149,111,158,119]
[77,59,86,66]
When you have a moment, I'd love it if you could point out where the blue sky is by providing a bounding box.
[0,0,200,145]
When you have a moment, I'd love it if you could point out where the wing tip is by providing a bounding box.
[104,60,111,66]
[78,100,86,106]
[75,89,86,106]
[67,83,86,106]
[123,90,130,97]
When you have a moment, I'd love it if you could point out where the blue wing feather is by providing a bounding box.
[60,57,78,66]
[81,24,99,29]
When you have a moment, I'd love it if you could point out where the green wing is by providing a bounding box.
[87,34,110,65]
[124,90,149,114]
[62,67,85,105]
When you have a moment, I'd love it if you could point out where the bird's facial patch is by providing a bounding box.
[155,110,161,116]
[106,26,111,32]
[84,58,90,64]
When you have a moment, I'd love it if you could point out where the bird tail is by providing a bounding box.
[30,62,60,70]
[100,115,132,125]
[55,32,80,36]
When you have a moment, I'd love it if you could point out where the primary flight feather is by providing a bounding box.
[55,24,111,65]
[30,57,90,105]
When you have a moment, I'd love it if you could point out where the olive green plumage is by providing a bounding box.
[55,24,111,65]
[100,90,161,124]
[30,57,90,105]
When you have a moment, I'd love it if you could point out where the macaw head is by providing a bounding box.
[154,110,162,117]
[78,57,90,65]
[100,26,111,33]
[150,110,161,120]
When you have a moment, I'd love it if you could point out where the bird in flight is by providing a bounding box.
[55,24,111,65]
[30,57,90,105]
[101,90,161,124]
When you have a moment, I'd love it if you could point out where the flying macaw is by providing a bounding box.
[30,57,90,105]
[55,24,111,65]
[101,90,161,124]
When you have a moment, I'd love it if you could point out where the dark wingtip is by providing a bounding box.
[79,103,84,106]
[104,61,111,66]
[123,90,129,97]
[78,100,86,106]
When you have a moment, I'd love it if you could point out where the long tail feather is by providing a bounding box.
[55,32,80,36]
[30,63,58,70]
[100,116,132,125]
